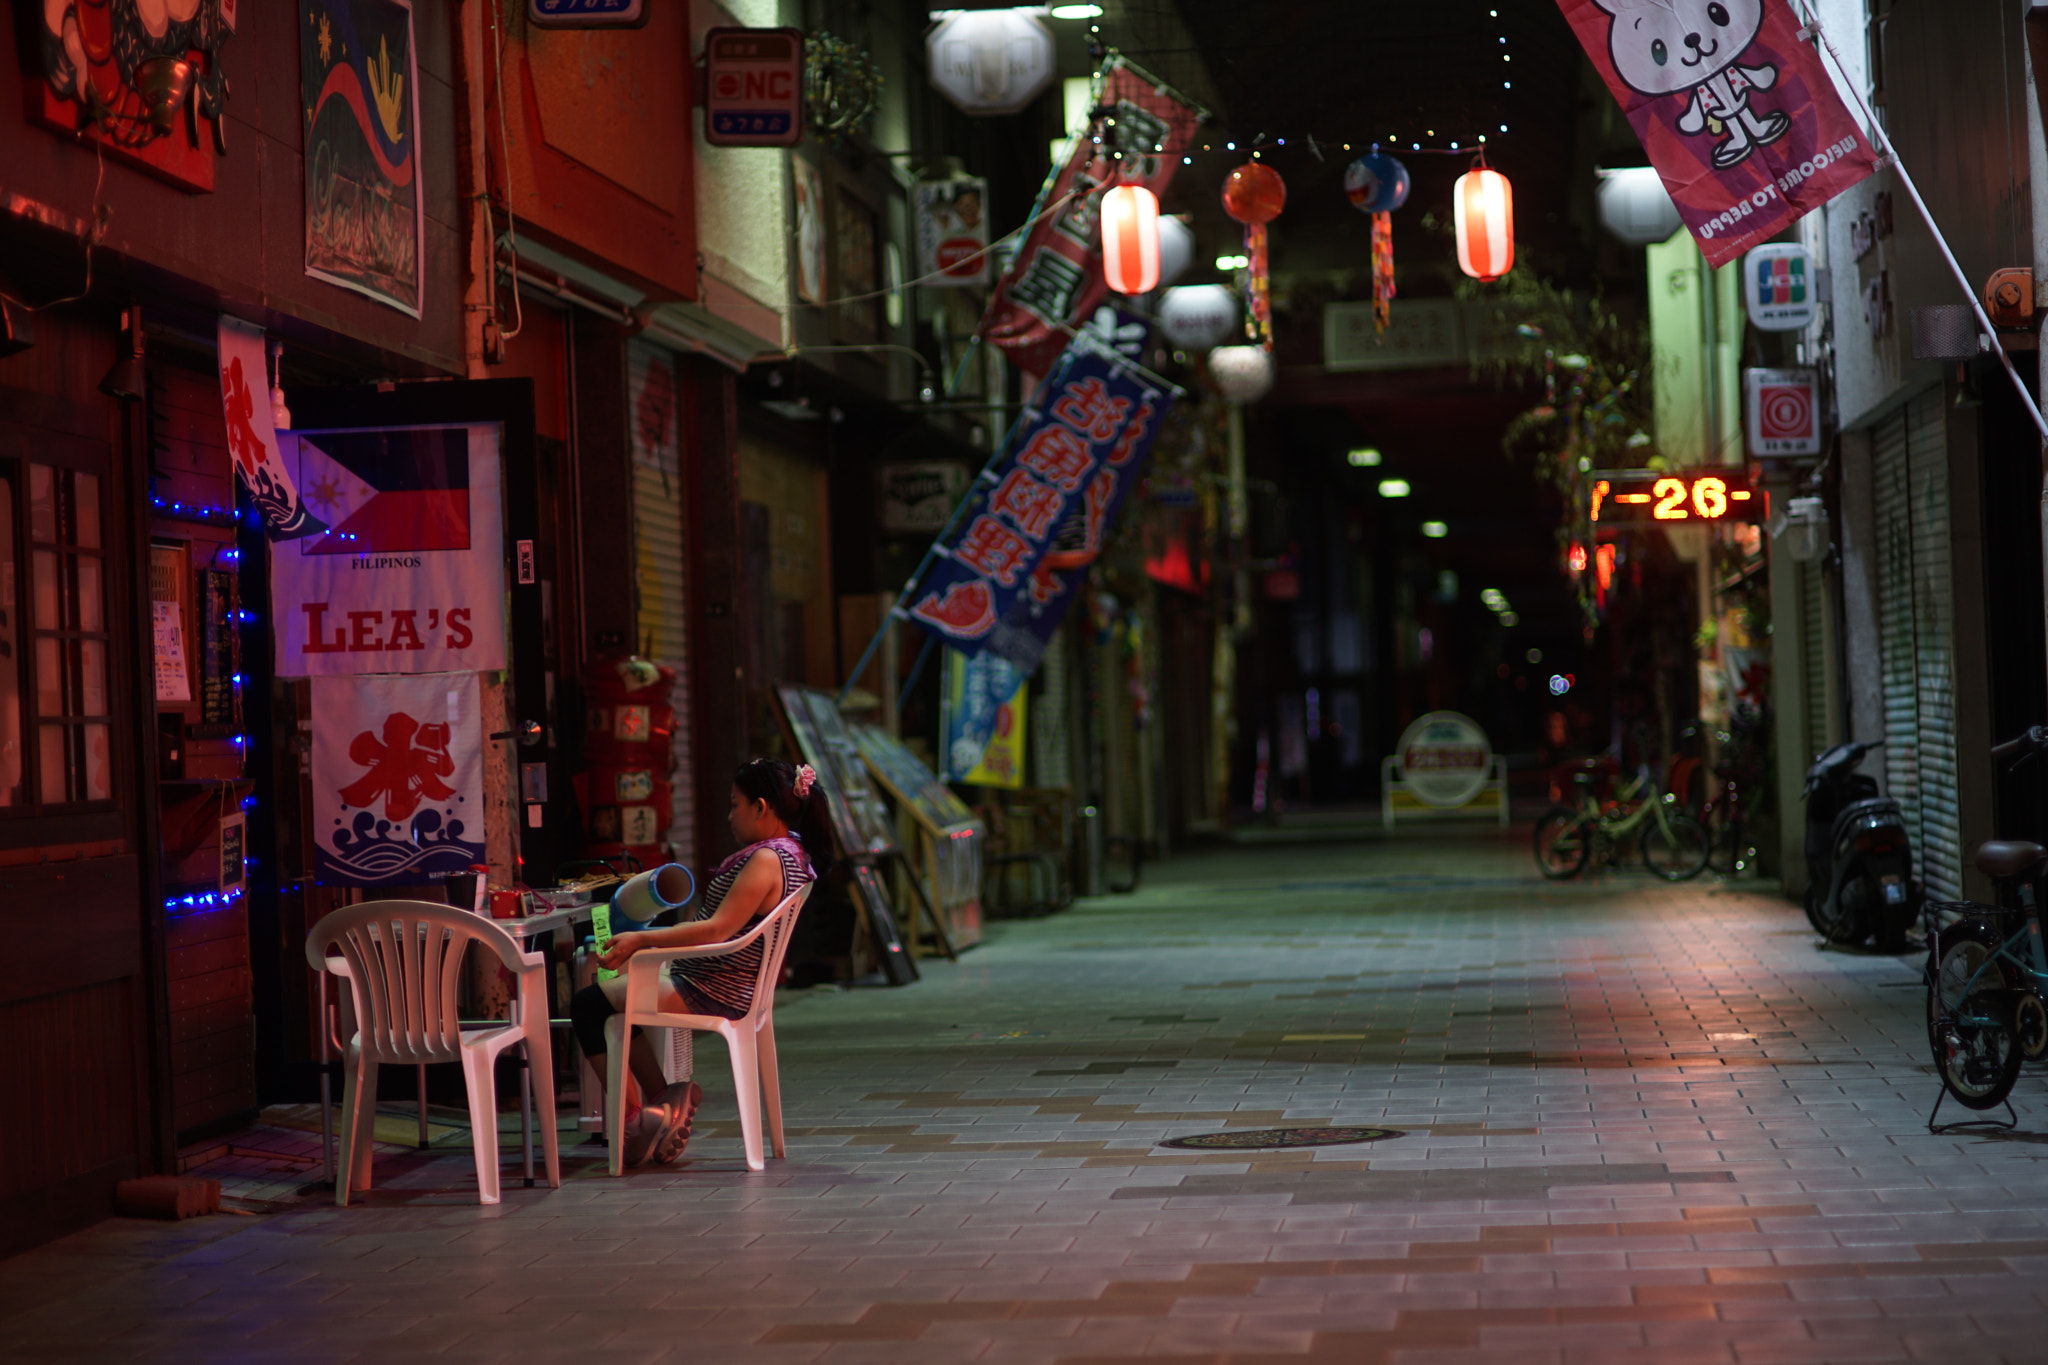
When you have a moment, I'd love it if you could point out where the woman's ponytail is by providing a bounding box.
[733,758,836,880]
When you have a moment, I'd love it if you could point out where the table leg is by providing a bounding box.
[417,1065,430,1148]
[573,947,603,1132]
[521,1052,535,1187]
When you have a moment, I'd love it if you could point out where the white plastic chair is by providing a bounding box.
[305,901,561,1206]
[604,883,812,1174]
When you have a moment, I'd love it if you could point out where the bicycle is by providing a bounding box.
[1923,724,2048,1122]
[1533,767,1712,882]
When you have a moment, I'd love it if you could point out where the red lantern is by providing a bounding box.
[1454,161,1514,282]
[1100,184,1161,295]
[1222,163,1285,349]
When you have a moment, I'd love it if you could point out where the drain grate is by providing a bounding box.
[1158,1126,1404,1151]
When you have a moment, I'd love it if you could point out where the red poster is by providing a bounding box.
[977,63,1204,376]
[1557,0,1877,267]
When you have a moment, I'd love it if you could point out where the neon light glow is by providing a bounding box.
[1589,470,1766,524]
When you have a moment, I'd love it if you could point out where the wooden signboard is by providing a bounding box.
[853,724,986,952]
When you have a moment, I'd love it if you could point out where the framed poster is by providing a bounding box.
[300,0,425,316]
[913,177,990,287]
[792,157,827,307]
[270,423,506,676]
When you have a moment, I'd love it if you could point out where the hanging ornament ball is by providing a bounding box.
[1343,152,1411,214]
[1159,284,1240,351]
[1222,163,1286,225]
[1209,345,1276,403]
[1156,215,1197,289]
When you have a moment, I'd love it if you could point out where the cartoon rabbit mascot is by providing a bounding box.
[1595,0,1791,170]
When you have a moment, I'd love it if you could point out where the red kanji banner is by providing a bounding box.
[977,62,1204,376]
[1557,0,1876,268]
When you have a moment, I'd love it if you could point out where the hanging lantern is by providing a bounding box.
[1222,163,1285,349]
[1453,158,1514,282]
[1596,166,1680,246]
[1342,148,1410,214]
[1159,284,1239,350]
[1100,184,1161,296]
[1208,345,1275,404]
[1156,214,1196,289]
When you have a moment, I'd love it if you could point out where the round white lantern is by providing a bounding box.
[1156,215,1195,289]
[1208,345,1275,403]
[1159,284,1239,350]
[1597,167,1681,246]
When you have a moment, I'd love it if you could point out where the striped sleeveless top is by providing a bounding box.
[669,837,812,1020]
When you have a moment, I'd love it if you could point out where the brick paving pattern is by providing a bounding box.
[5,826,2047,1364]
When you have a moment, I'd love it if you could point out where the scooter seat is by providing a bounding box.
[1975,840,2047,878]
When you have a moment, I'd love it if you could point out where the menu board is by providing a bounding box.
[774,685,897,857]
[852,724,975,830]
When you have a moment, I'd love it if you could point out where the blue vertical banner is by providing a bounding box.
[904,312,1175,772]
[906,318,1174,673]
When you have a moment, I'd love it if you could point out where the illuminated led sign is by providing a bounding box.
[1588,470,1766,525]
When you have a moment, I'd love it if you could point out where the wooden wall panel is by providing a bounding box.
[0,980,141,1201]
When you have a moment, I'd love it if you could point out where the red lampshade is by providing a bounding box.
[1454,165,1514,282]
[1221,163,1286,225]
[1100,185,1161,296]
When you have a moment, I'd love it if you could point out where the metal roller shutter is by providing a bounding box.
[1873,391,1960,899]
[628,342,695,870]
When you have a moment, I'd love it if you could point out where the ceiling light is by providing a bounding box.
[1347,447,1381,467]
[1214,253,1248,271]
[1377,478,1411,499]
[1421,520,1447,538]
[1049,3,1102,16]
[1499,611,1520,627]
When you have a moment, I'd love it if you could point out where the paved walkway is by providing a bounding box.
[6,827,2048,1365]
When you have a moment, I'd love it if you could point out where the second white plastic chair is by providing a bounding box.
[603,883,812,1174]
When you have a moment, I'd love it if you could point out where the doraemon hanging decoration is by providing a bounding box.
[1556,0,1876,267]
[1344,148,1410,337]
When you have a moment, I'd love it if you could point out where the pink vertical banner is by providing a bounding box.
[1556,0,1877,267]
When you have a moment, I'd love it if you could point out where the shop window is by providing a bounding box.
[0,461,113,809]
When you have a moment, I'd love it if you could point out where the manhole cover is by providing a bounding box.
[1158,1126,1404,1151]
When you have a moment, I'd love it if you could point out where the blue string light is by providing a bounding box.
[164,885,245,912]
[150,494,240,528]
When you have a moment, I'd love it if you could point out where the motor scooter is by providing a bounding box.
[1803,740,1920,950]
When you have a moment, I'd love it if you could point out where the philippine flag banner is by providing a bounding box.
[271,422,506,676]
[1556,0,1877,268]
[310,671,486,887]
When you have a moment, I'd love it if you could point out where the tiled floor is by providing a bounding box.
[6,825,2048,1364]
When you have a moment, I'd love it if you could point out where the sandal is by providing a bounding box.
[652,1082,702,1163]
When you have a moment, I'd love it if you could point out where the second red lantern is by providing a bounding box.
[1100,185,1161,296]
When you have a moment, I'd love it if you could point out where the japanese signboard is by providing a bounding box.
[1397,712,1493,808]
[926,9,1056,116]
[978,62,1204,375]
[943,649,1027,784]
[903,315,1174,678]
[1556,0,1877,268]
[1744,366,1822,457]
[218,317,325,540]
[704,28,802,146]
[880,462,972,534]
[310,671,486,886]
[528,0,644,29]
[1744,242,1818,331]
[299,0,424,315]
[270,423,507,675]
[914,177,991,288]
[1590,469,1769,522]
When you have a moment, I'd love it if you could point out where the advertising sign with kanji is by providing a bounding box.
[977,62,1204,375]
[310,671,485,886]
[914,178,991,288]
[218,317,326,541]
[1556,0,1877,268]
[270,423,507,676]
[1745,366,1822,456]
[903,315,1174,677]
[704,28,803,146]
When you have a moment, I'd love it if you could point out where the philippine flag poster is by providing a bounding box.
[311,672,486,887]
[271,423,506,676]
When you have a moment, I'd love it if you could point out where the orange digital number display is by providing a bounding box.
[1588,470,1765,525]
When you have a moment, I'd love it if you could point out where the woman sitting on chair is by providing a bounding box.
[569,758,829,1166]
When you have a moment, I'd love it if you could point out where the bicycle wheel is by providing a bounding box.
[1533,807,1592,879]
[1641,813,1711,881]
[1927,920,2023,1110]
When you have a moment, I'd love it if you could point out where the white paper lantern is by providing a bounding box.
[1208,345,1275,403]
[1159,284,1239,350]
[1597,167,1681,246]
[1156,215,1195,289]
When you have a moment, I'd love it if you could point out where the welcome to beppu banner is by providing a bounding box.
[1557,0,1877,268]
[904,322,1173,679]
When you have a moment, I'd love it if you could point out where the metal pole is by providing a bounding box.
[1801,3,2048,446]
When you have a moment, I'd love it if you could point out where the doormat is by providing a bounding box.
[1158,1126,1404,1151]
